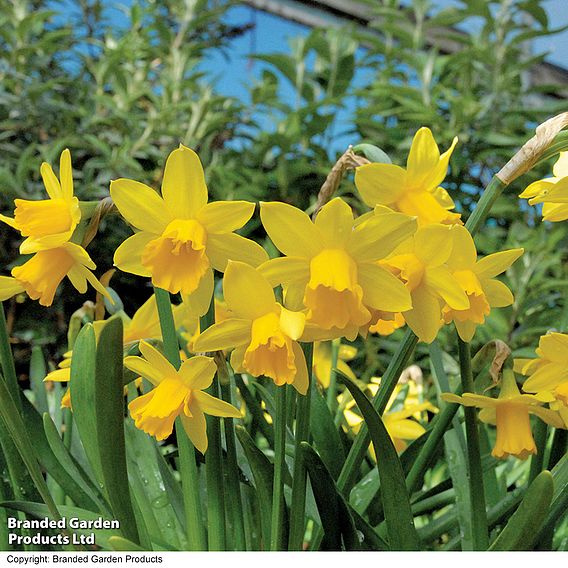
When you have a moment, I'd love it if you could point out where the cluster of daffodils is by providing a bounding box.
[0,151,109,306]
[3,128,564,459]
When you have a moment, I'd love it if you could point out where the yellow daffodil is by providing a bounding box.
[312,341,357,388]
[520,152,568,222]
[111,145,267,307]
[443,370,563,460]
[516,332,568,407]
[258,197,416,341]
[0,242,109,307]
[0,149,81,253]
[193,261,309,394]
[442,225,523,342]
[384,224,469,343]
[125,341,240,452]
[343,377,437,453]
[354,127,461,226]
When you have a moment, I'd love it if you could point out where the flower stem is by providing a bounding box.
[326,339,340,411]
[288,342,313,551]
[153,286,206,551]
[457,338,489,551]
[0,303,21,411]
[270,384,288,551]
[464,176,506,235]
[200,297,226,551]
[219,371,246,550]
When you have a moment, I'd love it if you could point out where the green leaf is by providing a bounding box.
[490,471,554,551]
[29,346,48,415]
[338,372,419,550]
[94,317,140,544]
[309,385,345,479]
[42,411,109,514]
[301,442,359,551]
[69,324,103,484]
[108,536,145,551]
[235,425,277,548]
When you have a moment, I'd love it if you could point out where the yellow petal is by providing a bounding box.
[258,257,310,287]
[539,332,568,362]
[139,341,176,380]
[520,179,554,199]
[314,198,354,247]
[354,163,406,207]
[260,201,324,258]
[182,267,214,318]
[425,266,469,310]
[123,355,164,386]
[414,225,454,266]
[223,261,276,319]
[194,391,241,418]
[291,341,309,395]
[193,319,252,352]
[358,263,412,312]
[347,211,417,261]
[40,162,63,199]
[448,225,477,270]
[114,232,154,277]
[110,179,170,234]
[386,418,425,440]
[206,233,268,272]
[475,249,524,280]
[0,276,25,301]
[279,307,305,340]
[403,286,442,344]
[181,405,208,454]
[454,319,478,343]
[66,266,88,293]
[529,406,565,429]
[483,279,514,308]
[178,355,217,390]
[197,200,255,234]
[59,149,74,201]
[162,145,208,219]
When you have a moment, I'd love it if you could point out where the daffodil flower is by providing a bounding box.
[354,127,461,226]
[0,242,109,307]
[312,341,357,388]
[443,370,563,460]
[193,261,309,394]
[369,311,406,336]
[125,341,240,452]
[384,224,470,343]
[0,149,81,253]
[520,152,568,222]
[442,225,523,342]
[516,332,568,407]
[258,197,417,341]
[111,145,267,307]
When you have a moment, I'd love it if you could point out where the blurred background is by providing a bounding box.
[1,0,567,376]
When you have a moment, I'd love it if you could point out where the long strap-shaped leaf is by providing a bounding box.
[95,317,140,545]
[338,372,420,550]
[301,442,359,551]
[489,471,553,551]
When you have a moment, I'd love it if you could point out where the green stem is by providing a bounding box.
[153,287,206,551]
[220,376,246,550]
[464,176,506,235]
[288,342,313,551]
[457,339,489,551]
[529,420,548,483]
[336,328,418,495]
[270,385,288,551]
[200,299,226,551]
[326,339,340,411]
[0,303,20,411]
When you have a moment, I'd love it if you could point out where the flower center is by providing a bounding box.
[11,248,74,306]
[443,270,489,324]
[243,312,296,384]
[14,198,76,237]
[142,219,210,295]
[386,253,424,291]
[304,249,370,331]
[493,403,536,460]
